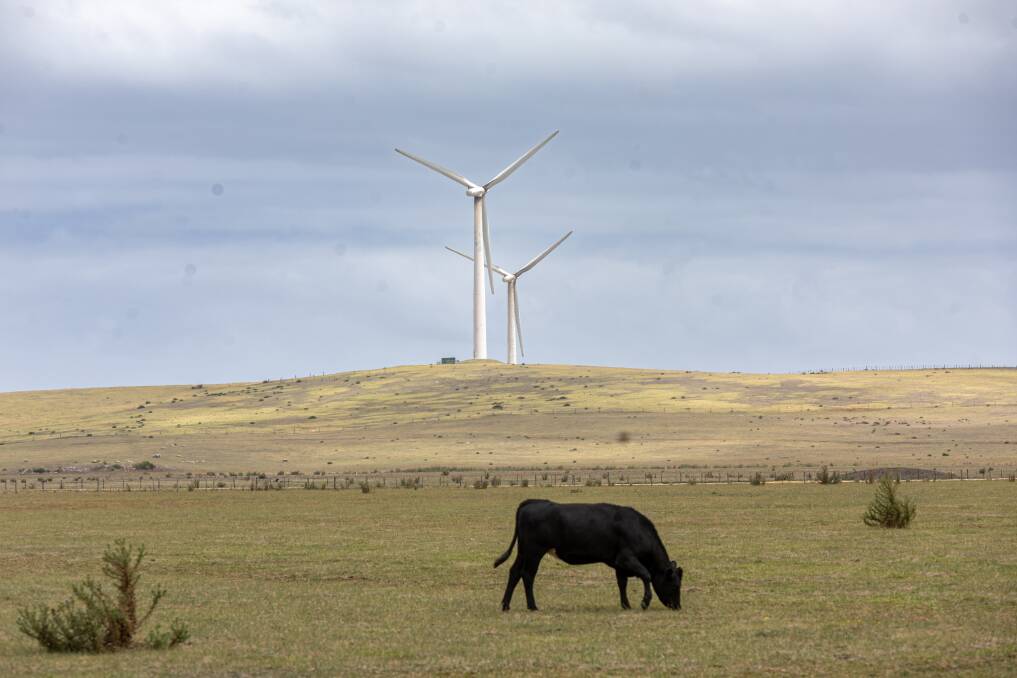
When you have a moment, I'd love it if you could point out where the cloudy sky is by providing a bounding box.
[1,1,1015,391]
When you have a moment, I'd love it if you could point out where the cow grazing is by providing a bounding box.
[493,499,683,611]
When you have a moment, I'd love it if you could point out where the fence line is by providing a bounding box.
[2,466,1015,494]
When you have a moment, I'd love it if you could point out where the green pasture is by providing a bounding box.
[1,482,1015,675]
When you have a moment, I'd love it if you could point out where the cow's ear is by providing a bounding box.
[670,560,677,569]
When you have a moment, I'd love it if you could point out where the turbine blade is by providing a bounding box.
[445,246,474,262]
[482,198,495,294]
[446,245,510,276]
[395,148,478,189]
[514,284,524,357]
[483,130,559,190]
[515,230,573,276]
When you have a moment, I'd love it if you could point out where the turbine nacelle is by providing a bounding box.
[502,274,517,283]
[466,186,486,198]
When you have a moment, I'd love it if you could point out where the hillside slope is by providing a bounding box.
[1,363,1015,474]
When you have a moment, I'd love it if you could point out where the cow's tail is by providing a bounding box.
[493,502,525,568]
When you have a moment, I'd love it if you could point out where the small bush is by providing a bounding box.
[520,479,529,488]
[359,482,371,494]
[473,479,488,490]
[817,466,841,485]
[863,475,916,528]
[749,472,765,486]
[16,540,189,653]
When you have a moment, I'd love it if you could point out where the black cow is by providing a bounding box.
[493,499,683,611]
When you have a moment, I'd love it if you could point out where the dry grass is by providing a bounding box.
[1,363,1015,474]
[0,483,1015,675]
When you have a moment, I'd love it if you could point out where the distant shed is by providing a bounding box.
[440,357,457,365]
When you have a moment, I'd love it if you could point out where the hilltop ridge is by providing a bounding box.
[1,363,1015,474]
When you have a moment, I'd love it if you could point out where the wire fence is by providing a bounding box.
[802,364,1016,374]
[2,466,1015,494]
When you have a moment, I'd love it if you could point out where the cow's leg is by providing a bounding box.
[520,551,544,611]
[615,569,631,609]
[614,552,652,609]
[501,557,523,611]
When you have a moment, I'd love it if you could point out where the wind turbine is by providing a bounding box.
[395,131,559,360]
[446,230,572,365]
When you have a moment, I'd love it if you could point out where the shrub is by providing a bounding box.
[520,479,529,488]
[16,540,189,653]
[863,475,916,528]
[359,482,371,494]
[816,466,841,485]
[489,476,502,488]
[749,472,765,486]
[473,479,489,490]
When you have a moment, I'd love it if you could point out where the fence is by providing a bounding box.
[2,466,1015,494]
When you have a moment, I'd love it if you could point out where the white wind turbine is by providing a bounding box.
[446,230,572,365]
[395,131,558,359]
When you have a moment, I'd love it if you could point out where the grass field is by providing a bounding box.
[1,482,1015,675]
[2,363,1016,476]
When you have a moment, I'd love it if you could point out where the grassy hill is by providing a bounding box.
[2,363,1015,476]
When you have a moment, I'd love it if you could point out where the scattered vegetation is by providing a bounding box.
[16,540,189,653]
[863,475,917,528]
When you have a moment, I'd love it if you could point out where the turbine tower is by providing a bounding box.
[396,131,558,359]
[446,230,572,365]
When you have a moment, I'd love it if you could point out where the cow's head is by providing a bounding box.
[652,561,683,610]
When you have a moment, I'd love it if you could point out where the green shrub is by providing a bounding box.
[132,461,155,471]
[749,472,765,486]
[863,475,916,528]
[360,482,371,494]
[817,466,841,485]
[16,540,189,653]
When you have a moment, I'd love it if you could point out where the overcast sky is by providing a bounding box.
[1,1,1015,391]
